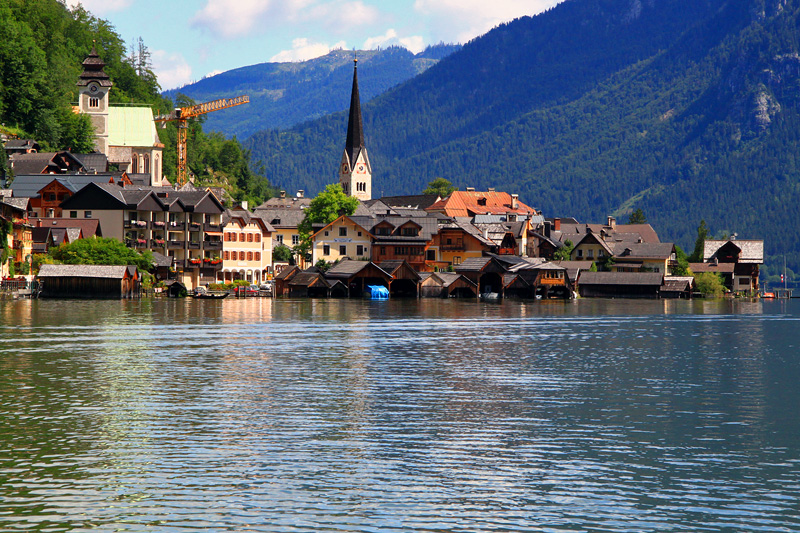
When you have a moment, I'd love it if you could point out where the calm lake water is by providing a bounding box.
[1,297,799,532]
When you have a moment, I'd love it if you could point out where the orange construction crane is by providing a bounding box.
[154,95,249,186]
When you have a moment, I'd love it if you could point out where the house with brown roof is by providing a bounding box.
[37,264,140,299]
[694,239,764,293]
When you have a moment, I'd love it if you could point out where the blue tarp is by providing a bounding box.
[366,285,389,300]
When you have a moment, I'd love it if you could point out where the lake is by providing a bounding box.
[1,298,799,532]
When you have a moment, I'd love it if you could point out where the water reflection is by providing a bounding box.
[1,298,799,532]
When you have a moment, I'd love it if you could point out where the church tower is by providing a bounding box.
[77,44,112,154]
[339,58,372,201]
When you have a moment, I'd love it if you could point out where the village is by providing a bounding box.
[1,48,764,301]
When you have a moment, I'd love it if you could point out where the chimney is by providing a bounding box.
[607,216,616,229]
[280,190,286,198]
[511,193,519,210]
[483,228,489,240]
[240,201,249,211]
[297,190,304,198]
[488,187,495,192]
[554,218,561,231]
[466,187,475,192]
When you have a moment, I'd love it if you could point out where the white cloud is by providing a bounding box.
[270,38,348,63]
[191,0,377,39]
[65,0,132,15]
[414,0,560,43]
[151,50,193,90]
[362,29,426,54]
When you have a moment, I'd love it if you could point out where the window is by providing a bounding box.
[48,193,56,202]
[247,233,253,242]
[277,235,284,244]
[255,234,261,242]
[324,231,329,236]
[339,245,347,256]
[292,235,300,246]
[401,227,418,236]
[255,252,260,261]
[143,154,150,173]
[453,256,462,265]
[89,97,99,108]
[356,245,364,256]
[247,252,253,261]
[84,211,92,218]
[381,247,386,255]
[427,250,436,261]
[70,211,77,219]
[131,155,138,173]
[323,244,330,255]
[224,251,229,260]
[239,233,245,242]
[587,249,594,259]
[339,227,347,237]
[357,231,362,237]
[577,249,583,258]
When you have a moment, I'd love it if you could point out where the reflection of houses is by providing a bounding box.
[37,264,140,299]
[59,183,224,289]
[693,239,764,293]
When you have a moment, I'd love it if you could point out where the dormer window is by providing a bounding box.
[477,197,487,206]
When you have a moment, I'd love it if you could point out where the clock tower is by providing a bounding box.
[339,58,372,201]
[77,44,112,154]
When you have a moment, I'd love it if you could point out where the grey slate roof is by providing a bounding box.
[1,196,29,211]
[253,207,307,228]
[378,194,441,209]
[37,264,130,279]
[325,260,390,279]
[703,240,764,263]
[71,153,108,172]
[455,257,493,272]
[612,242,675,259]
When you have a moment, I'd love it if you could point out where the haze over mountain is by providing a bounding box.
[163,44,460,139]
[243,0,800,279]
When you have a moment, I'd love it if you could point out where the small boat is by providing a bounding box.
[192,288,229,299]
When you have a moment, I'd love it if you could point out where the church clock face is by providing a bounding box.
[357,164,365,174]
[88,83,99,94]
[341,163,349,173]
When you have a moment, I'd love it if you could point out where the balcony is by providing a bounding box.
[441,243,465,251]
[126,239,148,249]
[202,258,223,270]
[150,239,166,248]
[167,240,185,249]
[151,220,167,230]
[187,241,201,250]
[203,241,223,250]
[187,222,202,232]
[167,221,185,231]
[186,258,204,268]
[124,220,149,230]
[204,223,222,232]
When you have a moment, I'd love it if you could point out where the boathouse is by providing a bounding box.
[37,264,140,299]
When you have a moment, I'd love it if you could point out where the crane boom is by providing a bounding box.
[154,95,249,186]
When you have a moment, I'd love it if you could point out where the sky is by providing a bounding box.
[66,0,562,90]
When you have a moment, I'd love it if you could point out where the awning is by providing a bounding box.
[204,231,223,236]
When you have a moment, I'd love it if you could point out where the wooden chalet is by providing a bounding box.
[577,272,663,299]
[274,265,302,297]
[324,260,393,298]
[37,264,140,299]
[454,256,508,297]
[661,276,696,299]
[418,272,478,298]
[287,271,346,298]
[701,239,763,293]
[514,263,572,299]
[379,260,421,297]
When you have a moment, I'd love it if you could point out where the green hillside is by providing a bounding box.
[245,0,800,279]
[163,44,459,138]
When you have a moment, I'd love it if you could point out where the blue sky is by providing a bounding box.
[67,0,562,90]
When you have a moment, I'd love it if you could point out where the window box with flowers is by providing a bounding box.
[188,258,202,265]
[136,238,147,245]
[135,220,147,227]
[153,239,165,246]
[153,221,165,227]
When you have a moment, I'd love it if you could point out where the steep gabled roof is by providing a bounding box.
[703,239,764,263]
[344,59,366,167]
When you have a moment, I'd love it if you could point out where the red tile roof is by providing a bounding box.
[426,191,537,217]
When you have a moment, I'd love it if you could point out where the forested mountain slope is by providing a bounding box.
[164,45,459,138]
[245,0,800,278]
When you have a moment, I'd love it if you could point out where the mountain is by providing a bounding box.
[244,0,800,280]
[163,44,460,139]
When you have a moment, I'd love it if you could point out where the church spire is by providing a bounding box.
[339,56,372,201]
[345,57,365,166]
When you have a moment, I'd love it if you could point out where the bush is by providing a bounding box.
[695,272,726,297]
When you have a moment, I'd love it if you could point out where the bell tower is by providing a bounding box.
[77,43,112,154]
[339,58,372,201]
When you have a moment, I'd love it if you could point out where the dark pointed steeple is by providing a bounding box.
[344,58,365,166]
